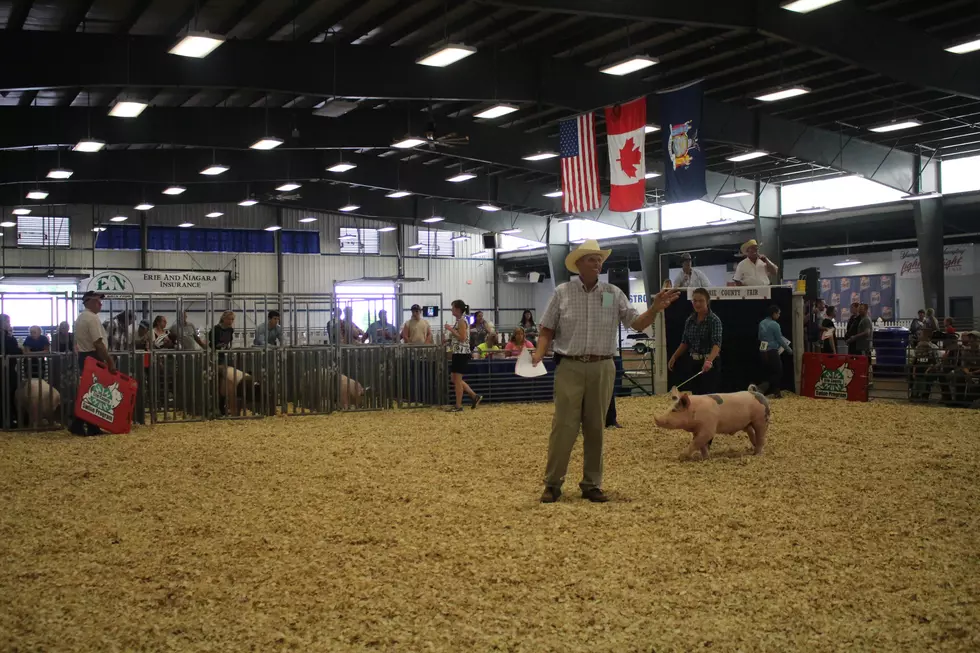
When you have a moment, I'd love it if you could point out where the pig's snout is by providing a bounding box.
[654,413,672,428]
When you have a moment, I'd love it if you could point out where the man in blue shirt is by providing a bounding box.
[758,305,793,398]
[253,311,282,347]
[366,310,396,344]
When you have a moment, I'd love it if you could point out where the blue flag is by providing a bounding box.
[661,82,707,203]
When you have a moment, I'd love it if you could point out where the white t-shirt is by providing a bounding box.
[75,311,107,353]
[733,257,775,286]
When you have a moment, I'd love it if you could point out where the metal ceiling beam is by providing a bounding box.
[6,0,33,31]
[476,0,980,100]
[253,0,320,41]
[117,0,153,34]
[61,0,95,31]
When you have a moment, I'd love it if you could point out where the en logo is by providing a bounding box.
[89,271,132,292]
[814,363,854,400]
[80,374,124,423]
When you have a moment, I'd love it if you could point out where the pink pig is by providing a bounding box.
[655,384,770,460]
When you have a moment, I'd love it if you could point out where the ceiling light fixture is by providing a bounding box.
[169,31,225,58]
[386,190,412,198]
[92,227,106,232]
[628,277,638,281]
[109,101,147,118]
[600,55,659,76]
[27,190,48,200]
[238,199,258,207]
[0,222,15,228]
[946,37,980,54]
[163,185,186,195]
[12,208,30,215]
[718,190,752,199]
[206,212,223,218]
[298,217,318,223]
[780,0,843,13]
[644,172,661,179]
[392,137,426,149]
[109,216,128,222]
[634,229,656,235]
[134,203,154,211]
[250,137,284,150]
[543,190,563,198]
[834,258,862,267]
[474,104,519,119]
[450,235,471,242]
[327,162,356,172]
[644,125,660,134]
[754,86,811,102]
[796,206,829,214]
[478,204,501,212]
[447,173,477,184]
[73,138,106,152]
[178,222,194,228]
[869,120,922,133]
[407,244,425,250]
[522,151,559,161]
[422,217,445,223]
[726,151,768,162]
[47,168,73,179]
[500,228,521,235]
[903,191,943,201]
[200,164,229,176]
[378,226,397,232]
[264,225,282,232]
[416,43,477,67]
[276,183,301,191]
[339,234,358,240]
[338,204,360,212]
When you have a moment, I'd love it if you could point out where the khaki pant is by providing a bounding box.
[544,358,615,491]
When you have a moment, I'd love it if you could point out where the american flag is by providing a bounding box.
[559,113,601,213]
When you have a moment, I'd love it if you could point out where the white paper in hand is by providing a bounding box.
[515,348,547,378]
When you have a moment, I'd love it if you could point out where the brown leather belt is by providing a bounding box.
[569,355,614,363]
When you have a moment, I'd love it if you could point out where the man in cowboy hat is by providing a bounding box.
[673,252,711,289]
[733,239,778,286]
[532,239,679,503]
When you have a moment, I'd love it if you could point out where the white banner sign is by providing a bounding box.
[686,286,772,301]
[81,270,229,294]
[893,244,974,279]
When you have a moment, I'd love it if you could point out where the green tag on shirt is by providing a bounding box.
[601,291,614,308]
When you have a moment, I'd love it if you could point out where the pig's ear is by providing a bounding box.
[669,385,680,400]
[679,394,691,409]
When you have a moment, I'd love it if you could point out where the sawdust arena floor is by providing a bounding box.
[1,395,978,652]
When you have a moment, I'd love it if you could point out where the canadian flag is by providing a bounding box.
[604,97,646,212]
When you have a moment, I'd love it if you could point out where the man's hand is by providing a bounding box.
[107,356,117,375]
[667,357,677,372]
[652,288,681,312]
[702,359,713,373]
[760,254,770,263]
[531,351,544,367]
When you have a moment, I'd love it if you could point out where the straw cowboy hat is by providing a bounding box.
[565,239,611,273]
[740,239,762,256]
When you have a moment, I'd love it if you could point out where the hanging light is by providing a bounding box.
[206,212,223,218]
[12,208,30,215]
[238,199,258,207]
[416,43,476,67]
[200,164,229,176]
[474,104,518,119]
[834,258,862,267]
[276,182,301,191]
[73,139,106,152]
[26,190,49,200]
[327,162,356,172]
[163,186,187,195]
[134,203,155,211]
[599,55,658,76]
[109,216,128,222]
[47,168,73,179]
[250,137,284,150]
[169,31,225,58]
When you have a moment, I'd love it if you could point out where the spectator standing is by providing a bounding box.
[209,311,236,364]
[821,306,838,354]
[365,310,396,344]
[253,310,283,347]
[400,304,433,344]
[469,310,495,349]
[667,288,723,395]
[758,305,793,398]
[171,309,207,351]
[733,240,778,286]
[922,308,940,335]
[532,239,678,503]
[519,310,538,342]
[51,321,74,353]
[938,335,964,403]
[151,316,174,349]
[950,331,980,405]
[23,325,50,378]
[444,299,481,412]
[943,317,957,336]
[847,303,874,356]
[69,292,114,436]
[673,253,711,289]
[910,328,941,402]
[0,315,21,428]
[504,327,534,357]
[337,307,365,344]
[844,302,862,343]
[909,309,926,345]
[108,311,137,350]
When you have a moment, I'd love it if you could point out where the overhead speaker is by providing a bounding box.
[607,267,631,297]
[482,232,501,250]
[799,267,820,301]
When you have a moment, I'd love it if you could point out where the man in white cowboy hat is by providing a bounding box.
[733,239,778,286]
[532,239,679,503]
[673,252,711,289]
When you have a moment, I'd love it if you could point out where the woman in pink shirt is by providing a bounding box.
[504,327,535,357]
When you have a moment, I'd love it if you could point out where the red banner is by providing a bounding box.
[801,353,869,402]
[74,357,139,434]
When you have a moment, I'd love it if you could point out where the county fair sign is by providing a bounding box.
[81,270,229,294]
[893,244,975,279]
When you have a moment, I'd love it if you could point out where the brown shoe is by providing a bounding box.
[540,486,562,503]
[581,487,609,503]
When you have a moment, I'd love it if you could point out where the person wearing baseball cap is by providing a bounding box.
[533,239,679,504]
[672,252,711,289]
[733,239,778,286]
[401,304,433,344]
[70,291,115,436]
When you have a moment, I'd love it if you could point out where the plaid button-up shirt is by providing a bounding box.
[540,279,640,356]
[681,311,723,355]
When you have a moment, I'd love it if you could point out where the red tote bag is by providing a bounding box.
[73,357,139,434]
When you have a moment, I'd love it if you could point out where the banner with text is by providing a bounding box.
[685,286,772,301]
[81,270,230,294]
[893,244,974,279]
